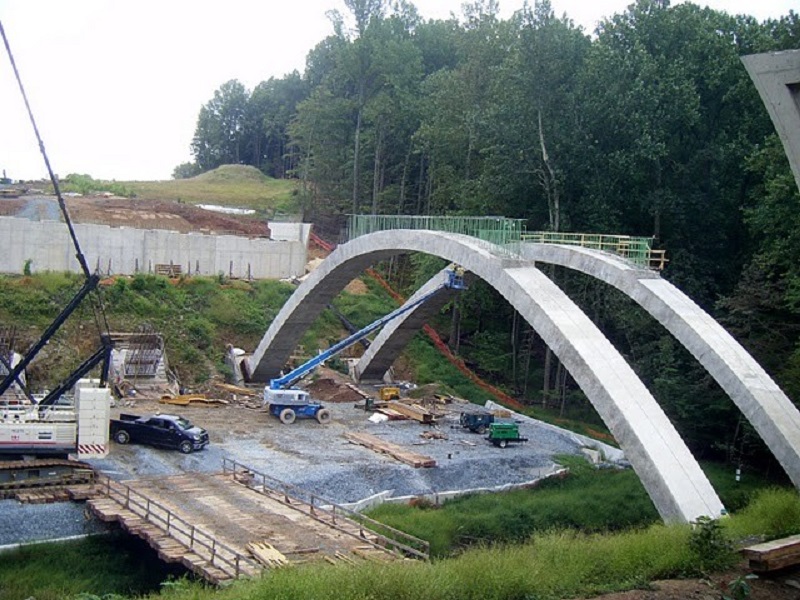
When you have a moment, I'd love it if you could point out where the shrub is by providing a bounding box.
[688,516,736,573]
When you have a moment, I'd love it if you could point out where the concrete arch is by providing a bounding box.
[355,268,466,382]
[247,230,724,523]
[515,243,800,493]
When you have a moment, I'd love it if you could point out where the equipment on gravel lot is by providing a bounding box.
[263,268,466,424]
[460,411,495,434]
[379,386,401,401]
[110,413,209,454]
[486,422,528,448]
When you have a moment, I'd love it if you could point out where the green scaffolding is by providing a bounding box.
[522,231,660,268]
[347,214,526,250]
[345,216,666,269]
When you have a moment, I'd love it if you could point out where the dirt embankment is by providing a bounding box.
[2,194,271,236]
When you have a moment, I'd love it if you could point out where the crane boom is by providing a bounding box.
[269,267,466,391]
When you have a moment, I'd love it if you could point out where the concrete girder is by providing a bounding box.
[247,230,724,523]
[741,50,800,195]
[520,243,800,492]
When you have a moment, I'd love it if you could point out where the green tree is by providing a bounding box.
[191,79,250,171]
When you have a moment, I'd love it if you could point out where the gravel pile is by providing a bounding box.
[0,500,106,548]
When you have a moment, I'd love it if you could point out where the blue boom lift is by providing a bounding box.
[263,267,466,424]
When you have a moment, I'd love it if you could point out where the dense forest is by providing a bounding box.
[176,0,799,471]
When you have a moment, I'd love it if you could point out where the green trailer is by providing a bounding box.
[487,422,528,448]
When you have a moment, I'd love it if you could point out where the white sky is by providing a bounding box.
[0,0,796,182]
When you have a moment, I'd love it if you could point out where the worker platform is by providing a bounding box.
[86,459,428,584]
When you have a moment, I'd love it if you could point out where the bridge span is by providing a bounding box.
[355,241,800,507]
[248,230,744,523]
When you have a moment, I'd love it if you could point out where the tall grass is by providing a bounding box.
[367,457,660,557]
[724,488,800,541]
[176,524,695,600]
[0,534,187,600]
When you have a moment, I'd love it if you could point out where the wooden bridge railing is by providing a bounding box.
[97,476,259,578]
[222,458,430,561]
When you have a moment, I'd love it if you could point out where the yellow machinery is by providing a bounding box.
[379,387,401,401]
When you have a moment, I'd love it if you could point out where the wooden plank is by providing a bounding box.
[742,534,800,572]
[247,541,288,567]
[749,551,800,572]
[387,401,434,423]
[742,534,800,559]
[345,432,436,468]
[375,408,408,420]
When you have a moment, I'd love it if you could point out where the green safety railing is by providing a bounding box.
[521,231,667,269]
[347,215,526,254]
[344,216,666,269]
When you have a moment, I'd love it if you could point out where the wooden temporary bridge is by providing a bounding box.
[85,458,429,584]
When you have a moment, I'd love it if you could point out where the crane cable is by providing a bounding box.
[1,20,111,338]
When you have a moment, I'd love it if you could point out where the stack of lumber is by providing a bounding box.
[247,541,288,568]
[375,406,408,420]
[160,394,228,406]
[345,432,436,468]
[742,535,800,572]
[386,401,435,423]
[213,382,259,396]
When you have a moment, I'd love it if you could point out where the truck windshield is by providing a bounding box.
[174,417,193,430]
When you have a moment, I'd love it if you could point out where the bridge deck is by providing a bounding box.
[87,472,400,584]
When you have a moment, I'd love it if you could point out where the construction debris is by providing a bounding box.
[345,432,436,468]
[742,535,800,572]
[159,394,228,406]
[246,541,289,568]
[212,382,260,397]
[420,430,448,441]
[385,401,435,424]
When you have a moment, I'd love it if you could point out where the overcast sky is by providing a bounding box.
[0,0,796,182]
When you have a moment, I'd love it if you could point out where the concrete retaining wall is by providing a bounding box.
[0,217,308,280]
[268,222,312,244]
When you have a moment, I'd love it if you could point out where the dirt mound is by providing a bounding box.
[191,164,270,184]
[306,378,364,403]
[582,566,800,600]
[344,278,369,294]
[67,196,270,236]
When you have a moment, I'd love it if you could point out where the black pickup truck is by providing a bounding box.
[110,413,209,454]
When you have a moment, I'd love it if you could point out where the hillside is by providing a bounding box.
[0,271,488,401]
[127,165,300,214]
[26,165,301,218]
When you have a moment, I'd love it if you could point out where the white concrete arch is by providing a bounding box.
[516,242,800,493]
[246,230,724,523]
[355,267,465,382]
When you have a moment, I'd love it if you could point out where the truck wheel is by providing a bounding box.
[476,425,486,435]
[114,430,130,445]
[179,440,193,454]
[316,408,331,424]
[279,408,296,425]
[499,439,508,449]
